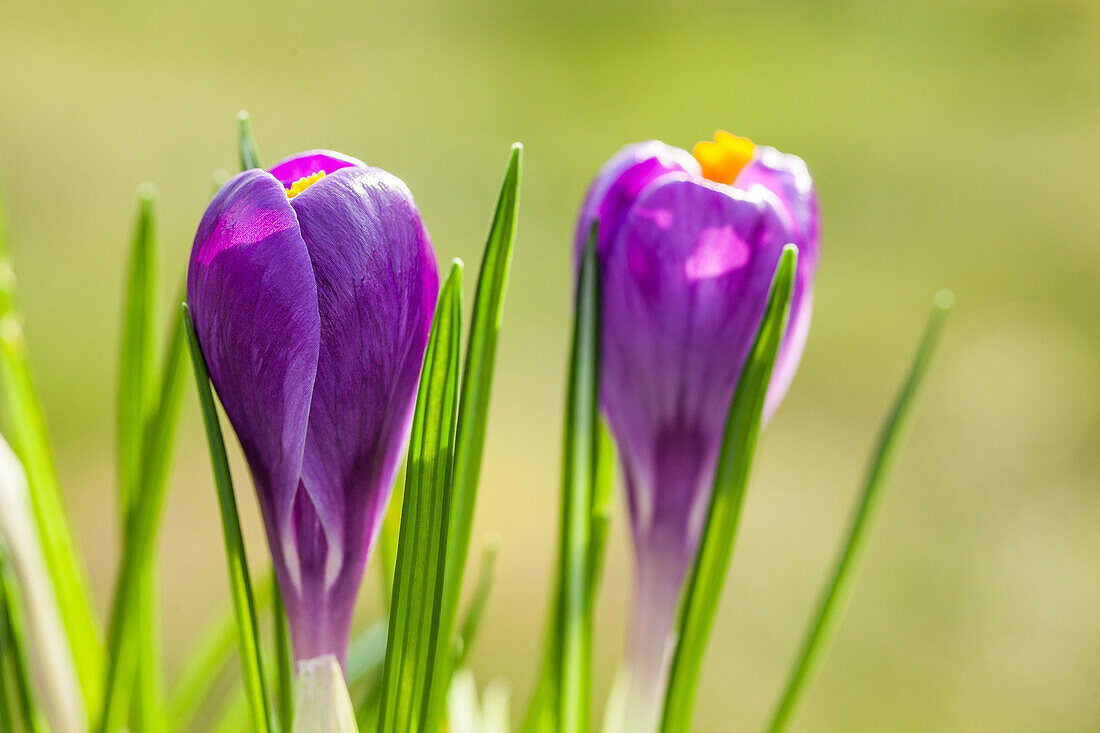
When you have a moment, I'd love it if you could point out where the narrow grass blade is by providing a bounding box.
[764,290,954,733]
[272,589,294,731]
[426,143,521,729]
[0,176,103,716]
[237,111,264,170]
[452,535,501,669]
[183,305,272,733]
[660,245,798,733]
[117,185,165,733]
[520,227,604,733]
[376,261,463,733]
[96,298,189,732]
[168,575,275,731]
[0,544,45,732]
[586,419,615,600]
[118,184,160,517]
[553,223,602,733]
[0,655,13,731]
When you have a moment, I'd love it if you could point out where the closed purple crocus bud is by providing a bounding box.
[576,132,820,728]
[187,150,439,667]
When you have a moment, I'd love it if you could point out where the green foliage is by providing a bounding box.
[660,245,798,733]
[96,294,188,733]
[376,261,463,733]
[521,226,606,733]
[0,172,103,719]
[168,575,275,731]
[117,185,166,733]
[0,545,45,733]
[764,291,954,733]
[425,142,522,730]
[237,111,264,170]
[184,305,273,733]
[452,537,500,670]
[551,223,602,733]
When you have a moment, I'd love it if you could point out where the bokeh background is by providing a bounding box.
[1,0,1098,730]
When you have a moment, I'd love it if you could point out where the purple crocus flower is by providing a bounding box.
[187,150,439,667]
[576,132,820,726]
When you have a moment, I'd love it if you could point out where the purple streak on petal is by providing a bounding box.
[186,170,320,593]
[574,141,700,263]
[736,146,821,420]
[267,150,367,189]
[284,166,439,662]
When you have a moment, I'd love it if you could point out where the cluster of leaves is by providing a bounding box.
[0,110,951,733]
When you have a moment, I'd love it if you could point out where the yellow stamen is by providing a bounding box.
[286,171,326,198]
[692,130,755,185]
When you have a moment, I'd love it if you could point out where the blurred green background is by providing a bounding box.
[1,0,1098,730]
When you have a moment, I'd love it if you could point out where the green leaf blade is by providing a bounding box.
[117,185,167,733]
[0,545,46,733]
[96,296,189,733]
[426,143,521,729]
[553,224,602,733]
[660,245,799,733]
[764,290,953,733]
[118,184,160,518]
[376,261,463,733]
[237,111,264,171]
[168,575,275,731]
[183,305,272,733]
[0,173,103,716]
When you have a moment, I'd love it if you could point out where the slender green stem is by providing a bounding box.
[764,291,953,733]
[183,305,272,733]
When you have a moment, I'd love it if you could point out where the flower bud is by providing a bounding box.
[576,133,820,728]
[188,150,439,666]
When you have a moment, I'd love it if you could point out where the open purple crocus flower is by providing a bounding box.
[187,150,439,667]
[576,132,820,727]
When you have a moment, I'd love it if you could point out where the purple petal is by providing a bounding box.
[736,146,821,419]
[575,141,700,262]
[268,150,367,189]
[186,170,320,579]
[283,166,439,660]
[601,176,793,549]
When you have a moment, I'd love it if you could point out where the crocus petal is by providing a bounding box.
[600,176,795,724]
[735,146,820,419]
[603,176,793,544]
[268,150,367,188]
[575,141,701,262]
[284,166,439,660]
[186,170,320,568]
[736,146,819,265]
